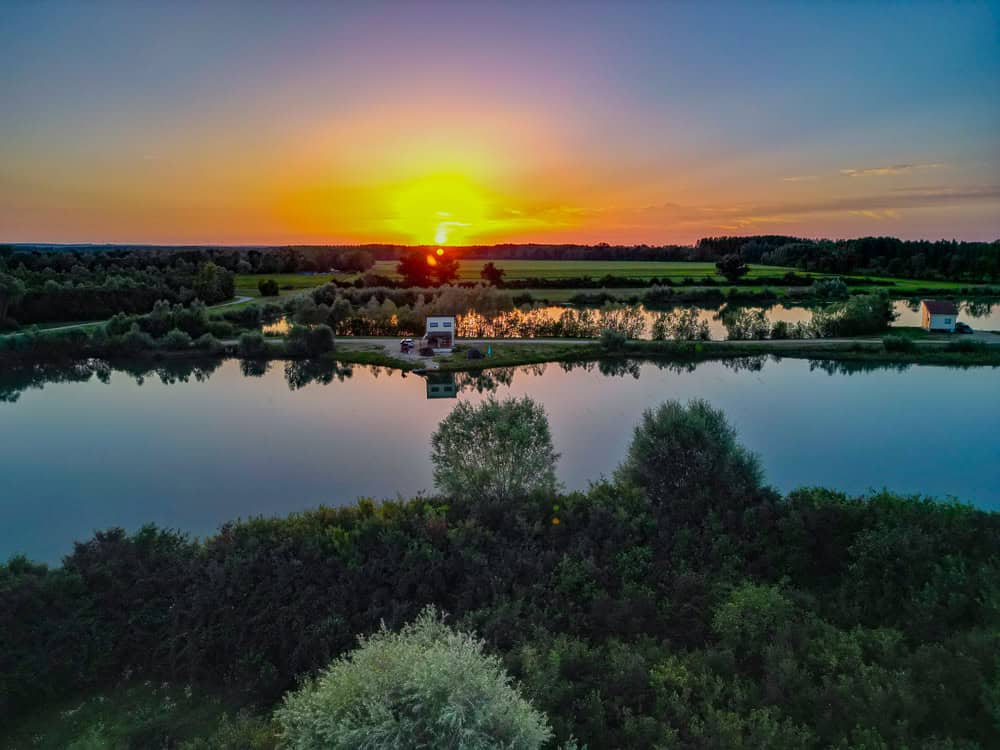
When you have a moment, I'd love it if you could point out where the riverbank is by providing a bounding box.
[331,334,1000,372]
[4,332,999,376]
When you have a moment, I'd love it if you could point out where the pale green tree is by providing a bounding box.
[276,608,553,750]
[431,396,559,502]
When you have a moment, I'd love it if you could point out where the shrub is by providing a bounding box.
[770,320,790,339]
[723,308,770,340]
[651,308,711,340]
[257,279,280,297]
[119,324,156,353]
[160,328,193,350]
[812,291,897,337]
[275,608,552,750]
[945,339,988,353]
[305,324,335,355]
[810,277,850,300]
[287,324,335,357]
[431,396,559,503]
[599,328,627,351]
[238,332,267,358]
[615,399,762,520]
[194,333,224,355]
[882,335,917,353]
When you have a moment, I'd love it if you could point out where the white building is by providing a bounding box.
[423,316,455,352]
[920,300,958,333]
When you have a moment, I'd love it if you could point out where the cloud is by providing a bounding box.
[781,175,819,182]
[839,162,944,177]
[630,185,1000,231]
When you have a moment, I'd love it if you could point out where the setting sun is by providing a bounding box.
[389,174,488,245]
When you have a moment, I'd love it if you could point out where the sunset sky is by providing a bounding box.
[2,1,998,245]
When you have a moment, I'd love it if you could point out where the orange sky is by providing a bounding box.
[1,3,998,245]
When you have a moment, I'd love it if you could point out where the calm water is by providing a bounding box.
[2,357,998,563]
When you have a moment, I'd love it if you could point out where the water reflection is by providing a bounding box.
[264,299,999,343]
[0,357,358,404]
[425,372,458,399]
[2,357,998,562]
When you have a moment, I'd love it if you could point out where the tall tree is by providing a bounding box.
[396,250,434,287]
[480,261,506,286]
[431,395,560,502]
[0,273,26,321]
[715,254,750,282]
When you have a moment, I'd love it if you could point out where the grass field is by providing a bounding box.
[230,261,981,310]
[367,259,814,282]
[261,259,973,289]
[234,273,339,298]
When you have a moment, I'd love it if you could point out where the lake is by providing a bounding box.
[2,356,998,563]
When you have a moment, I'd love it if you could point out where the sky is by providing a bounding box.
[1,0,998,245]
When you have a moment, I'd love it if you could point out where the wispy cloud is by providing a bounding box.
[839,162,944,177]
[630,185,999,231]
[781,175,819,182]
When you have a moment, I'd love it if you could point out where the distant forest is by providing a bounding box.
[4,235,998,280]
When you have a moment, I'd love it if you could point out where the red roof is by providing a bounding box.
[921,300,958,315]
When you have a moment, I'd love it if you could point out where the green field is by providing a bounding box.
[234,273,339,298]
[232,261,979,308]
[367,259,813,282]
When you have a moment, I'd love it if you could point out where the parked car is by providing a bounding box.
[400,337,415,352]
[954,322,973,334]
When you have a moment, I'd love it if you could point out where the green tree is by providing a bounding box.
[615,399,762,518]
[396,250,434,287]
[193,262,234,303]
[432,252,461,285]
[0,273,26,321]
[431,396,559,502]
[257,279,280,297]
[715,254,750,282]
[276,607,553,750]
[480,261,506,286]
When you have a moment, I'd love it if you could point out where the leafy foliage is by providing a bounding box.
[431,396,560,502]
[2,401,998,749]
[276,608,552,750]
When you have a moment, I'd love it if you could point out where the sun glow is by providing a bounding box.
[389,174,488,245]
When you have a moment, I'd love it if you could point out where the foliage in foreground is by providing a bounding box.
[276,608,553,750]
[2,398,998,748]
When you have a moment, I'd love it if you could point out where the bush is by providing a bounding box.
[945,339,988,353]
[882,335,917,353]
[810,277,850,299]
[812,291,897,337]
[651,308,711,341]
[194,333,224,355]
[275,608,552,750]
[599,328,627,351]
[723,308,770,340]
[257,279,280,297]
[287,324,336,357]
[770,320,790,339]
[431,396,559,503]
[119,324,156,353]
[160,328,193,350]
[237,332,267,358]
[615,399,762,520]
